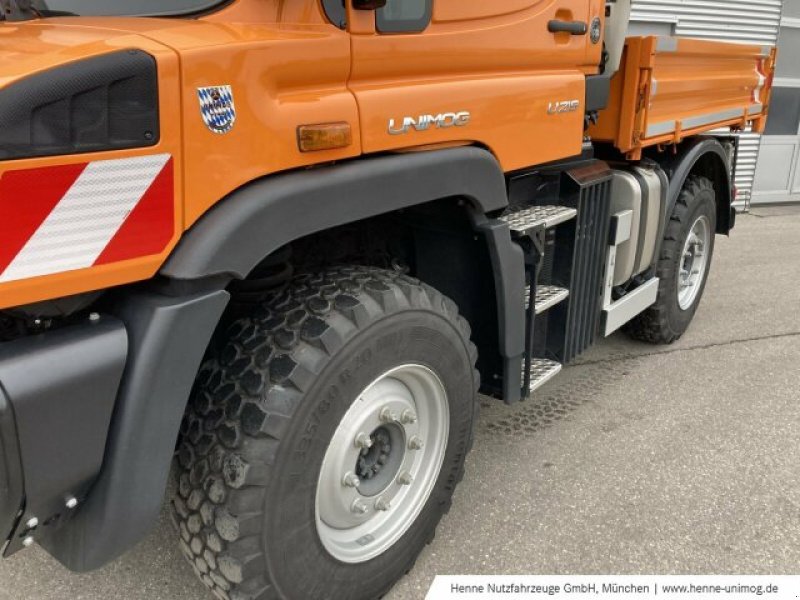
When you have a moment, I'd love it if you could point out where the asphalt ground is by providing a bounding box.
[1,207,799,600]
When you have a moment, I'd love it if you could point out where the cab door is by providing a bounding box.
[347,0,602,171]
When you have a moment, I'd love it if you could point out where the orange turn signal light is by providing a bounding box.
[297,122,353,153]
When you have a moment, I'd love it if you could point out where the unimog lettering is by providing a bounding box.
[388,111,471,135]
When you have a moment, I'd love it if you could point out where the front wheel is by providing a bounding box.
[171,266,479,600]
[626,175,717,344]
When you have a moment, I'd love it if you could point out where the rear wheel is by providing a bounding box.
[626,175,717,344]
[171,266,479,600]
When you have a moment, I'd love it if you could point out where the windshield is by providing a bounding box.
[35,0,226,16]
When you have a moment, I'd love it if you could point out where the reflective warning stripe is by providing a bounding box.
[0,154,173,283]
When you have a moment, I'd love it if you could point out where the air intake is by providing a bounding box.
[0,50,159,161]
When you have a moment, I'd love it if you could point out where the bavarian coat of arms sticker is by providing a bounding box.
[197,85,236,134]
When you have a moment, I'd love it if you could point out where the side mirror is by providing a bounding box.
[352,0,387,9]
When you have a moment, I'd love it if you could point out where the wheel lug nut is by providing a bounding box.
[379,406,399,424]
[397,471,413,486]
[354,433,373,449]
[342,472,360,488]
[400,410,417,424]
[408,436,424,450]
[351,499,369,515]
[375,497,391,511]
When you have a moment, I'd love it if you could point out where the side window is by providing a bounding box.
[322,0,346,29]
[376,0,432,34]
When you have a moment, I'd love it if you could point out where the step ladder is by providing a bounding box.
[500,205,575,396]
[496,161,614,403]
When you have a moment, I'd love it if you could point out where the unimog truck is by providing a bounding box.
[0,0,775,598]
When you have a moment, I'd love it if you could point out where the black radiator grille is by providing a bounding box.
[563,178,612,363]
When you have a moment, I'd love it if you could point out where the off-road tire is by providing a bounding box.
[625,175,717,344]
[171,266,479,600]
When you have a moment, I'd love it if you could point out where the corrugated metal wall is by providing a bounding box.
[630,0,783,208]
[632,0,782,45]
[732,131,762,208]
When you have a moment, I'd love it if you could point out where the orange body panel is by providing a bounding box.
[590,36,775,159]
[0,0,602,309]
[0,23,184,309]
[0,1,772,310]
[349,0,598,170]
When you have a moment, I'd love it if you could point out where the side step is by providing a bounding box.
[524,358,563,393]
[505,161,614,403]
[505,205,575,400]
[500,205,577,234]
[525,284,570,314]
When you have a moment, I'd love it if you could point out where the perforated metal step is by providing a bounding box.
[500,205,577,233]
[525,284,570,314]
[525,358,563,393]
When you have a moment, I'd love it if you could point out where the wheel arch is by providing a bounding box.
[649,136,735,235]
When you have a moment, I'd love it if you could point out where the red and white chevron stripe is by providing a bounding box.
[0,154,174,283]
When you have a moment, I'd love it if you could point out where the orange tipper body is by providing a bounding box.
[0,0,772,310]
[589,36,776,159]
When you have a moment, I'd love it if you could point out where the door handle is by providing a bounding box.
[548,20,588,35]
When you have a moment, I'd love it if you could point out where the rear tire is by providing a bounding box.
[171,266,479,600]
[625,175,717,344]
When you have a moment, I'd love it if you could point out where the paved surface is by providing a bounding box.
[1,208,799,600]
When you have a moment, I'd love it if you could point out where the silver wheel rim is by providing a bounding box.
[678,214,711,311]
[315,364,449,564]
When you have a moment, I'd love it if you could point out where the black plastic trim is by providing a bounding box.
[42,289,229,572]
[472,216,526,404]
[0,50,159,161]
[0,386,23,545]
[585,73,612,113]
[0,318,127,555]
[162,147,509,281]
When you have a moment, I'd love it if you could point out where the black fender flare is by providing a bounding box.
[653,137,735,234]
[44,289,230,572]
[162,146,509,280]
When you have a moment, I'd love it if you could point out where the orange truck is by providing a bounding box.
[0,1,774,598]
